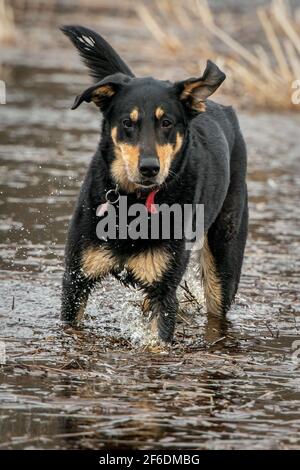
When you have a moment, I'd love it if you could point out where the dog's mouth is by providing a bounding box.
[135,179,158,189]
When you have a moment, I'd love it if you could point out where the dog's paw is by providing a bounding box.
[142,340,171,354]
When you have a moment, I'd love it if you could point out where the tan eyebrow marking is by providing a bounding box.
[130,107,139,122]
[155,106,165,120]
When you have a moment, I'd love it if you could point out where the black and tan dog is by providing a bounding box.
[60,26,248,344]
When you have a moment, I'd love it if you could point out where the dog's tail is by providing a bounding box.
[61,25,135,81]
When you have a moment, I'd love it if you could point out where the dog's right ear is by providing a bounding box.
[61,25,135,81]
[71,73,131,111]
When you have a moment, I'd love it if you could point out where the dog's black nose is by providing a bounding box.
[139,158,160,178]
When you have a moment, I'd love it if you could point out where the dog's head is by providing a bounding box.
[62,26,225,192]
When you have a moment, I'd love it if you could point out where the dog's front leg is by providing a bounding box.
[143,288,178,344]
[61,268,95,324]
[61,244,117,324]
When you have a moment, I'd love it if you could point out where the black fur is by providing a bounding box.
[61,26,248,344]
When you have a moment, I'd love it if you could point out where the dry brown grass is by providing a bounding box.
[0,0,17,44]
[136,0,300,110]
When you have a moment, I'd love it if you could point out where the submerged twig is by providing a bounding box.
[180,280,202,309]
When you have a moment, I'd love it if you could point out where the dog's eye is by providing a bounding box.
[122,119,133,129]
[161,119,173,129]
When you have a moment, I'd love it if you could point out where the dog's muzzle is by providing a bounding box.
[139,156,160,181]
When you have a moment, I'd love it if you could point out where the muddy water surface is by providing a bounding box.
[0,3,300,450]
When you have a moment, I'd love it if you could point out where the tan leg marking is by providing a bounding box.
[200,236,223,315]
[142,297,151,314]
[75,298,88,323]
[149,316,159,335]
[81,246,118,279]
[125,247,170,285]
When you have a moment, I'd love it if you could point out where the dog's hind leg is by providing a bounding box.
[201,190,248,315]
[202,119,248,316]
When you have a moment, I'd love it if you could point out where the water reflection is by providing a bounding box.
[204,313,230,345]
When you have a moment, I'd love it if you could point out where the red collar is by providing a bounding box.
[145,189,159,214]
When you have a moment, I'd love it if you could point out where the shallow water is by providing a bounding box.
[0,2,300,450]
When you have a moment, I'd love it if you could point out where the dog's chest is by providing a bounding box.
[81,239,172,286]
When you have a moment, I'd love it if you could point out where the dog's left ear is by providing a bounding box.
[71,73,131,111]
[175,60,226,113]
